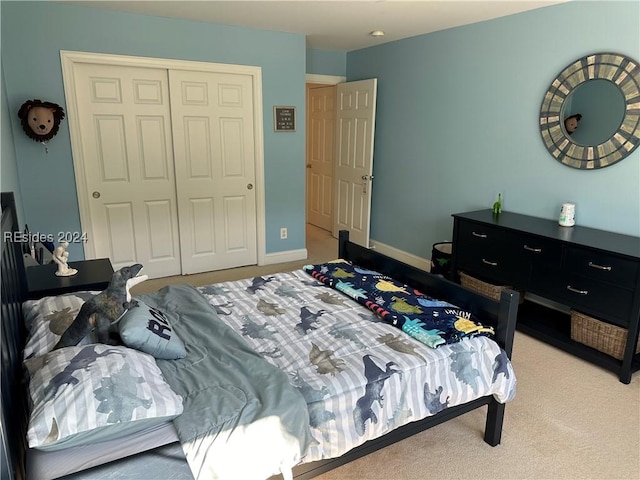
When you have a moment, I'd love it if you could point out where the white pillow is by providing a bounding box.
[25,344,183,450]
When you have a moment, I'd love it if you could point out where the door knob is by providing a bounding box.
[247,183,253,190]
[92,191,101,198]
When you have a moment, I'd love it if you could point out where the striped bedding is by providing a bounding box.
[196,267,517,463]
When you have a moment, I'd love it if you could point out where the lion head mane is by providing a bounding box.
[18,99,65,142]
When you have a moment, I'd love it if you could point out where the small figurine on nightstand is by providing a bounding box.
[492,193,502,215]
[53,241,78,277]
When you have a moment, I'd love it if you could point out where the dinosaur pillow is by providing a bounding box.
[24,344,183,450]
[118,300,187,360]
[23,292,100,360]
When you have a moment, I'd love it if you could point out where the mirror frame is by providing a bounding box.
[539,52,640,169]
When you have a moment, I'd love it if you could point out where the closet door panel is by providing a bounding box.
[170,70,257,274]
[71,63,181,278]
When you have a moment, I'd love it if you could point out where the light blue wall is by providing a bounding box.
[306,49,347,76]
[347,0,640,258]
[1,1,307,259]
[1,65,24,226]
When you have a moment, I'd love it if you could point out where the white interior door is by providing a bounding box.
[71,63,182,278]
[334,78,377,247]
[306,84,336,232]
[169,70,257,274]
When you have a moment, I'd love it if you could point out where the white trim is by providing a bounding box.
[305,74,346,85]
[262,248,308,266]
[60,50,266,266]
[61,50,262,75]
[60,52,94,259]
[370,239,431,272]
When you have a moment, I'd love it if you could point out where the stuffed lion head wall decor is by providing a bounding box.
[18,99,65,143]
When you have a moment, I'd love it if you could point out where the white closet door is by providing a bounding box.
[169,70,257,274]
[71,63,181,278]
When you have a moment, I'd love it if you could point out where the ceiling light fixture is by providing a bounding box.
[370,30,385,37]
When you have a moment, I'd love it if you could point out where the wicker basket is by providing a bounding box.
[570,310,640,360]
[458,271,513,302]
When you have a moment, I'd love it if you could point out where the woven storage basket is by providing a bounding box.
[570,310,640,360]
[458,271,512,302]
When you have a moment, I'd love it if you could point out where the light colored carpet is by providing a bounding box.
[132,224,640,480]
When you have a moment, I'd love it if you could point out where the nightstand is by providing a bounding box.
[26,258,114,300]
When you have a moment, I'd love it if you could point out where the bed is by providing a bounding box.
[1,191,520,480]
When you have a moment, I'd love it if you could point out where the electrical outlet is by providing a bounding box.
[280,227,287,239]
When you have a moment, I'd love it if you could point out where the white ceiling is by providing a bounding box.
[71,0,567,51]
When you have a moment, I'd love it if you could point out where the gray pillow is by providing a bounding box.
[119,300,186,360]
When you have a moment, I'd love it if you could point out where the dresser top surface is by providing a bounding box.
[452,209,640,259]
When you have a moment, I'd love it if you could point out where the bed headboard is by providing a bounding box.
[1,192,28,480]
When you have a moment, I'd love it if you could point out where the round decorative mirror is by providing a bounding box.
[539,52,640,169]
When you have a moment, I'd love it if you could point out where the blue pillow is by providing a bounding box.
[118,300,186,360]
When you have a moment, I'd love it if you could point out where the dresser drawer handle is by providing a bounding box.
[472,231,488,238]
[567,285,588,295]
[523,245,542,253]
[482,258,498,267]
[588,261,612,271]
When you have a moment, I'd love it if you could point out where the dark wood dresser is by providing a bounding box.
[451,209,640,383]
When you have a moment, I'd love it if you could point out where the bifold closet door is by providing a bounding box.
[72,63,182,278]
[169,70,258,275]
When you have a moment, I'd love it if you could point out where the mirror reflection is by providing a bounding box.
[561,79,626,146]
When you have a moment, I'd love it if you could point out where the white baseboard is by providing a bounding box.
[262,248,308,266]
[262,240,430,273]
[369,239,431,272]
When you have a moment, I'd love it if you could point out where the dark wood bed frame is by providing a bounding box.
[0,191,519,480]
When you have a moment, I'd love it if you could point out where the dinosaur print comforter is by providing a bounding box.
[196,266,517,464]
[140,284,313,480]
[304,259,495,348]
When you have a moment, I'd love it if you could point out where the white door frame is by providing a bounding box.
[60,50,267,266]
[305,74,346,85]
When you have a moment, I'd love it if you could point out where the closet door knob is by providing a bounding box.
[247,184,254,190]
[92,191,101,199]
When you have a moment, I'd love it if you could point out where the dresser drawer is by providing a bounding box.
[456,221,520,283]
[457,221,509,253]
[515,234,563,269]
[456,253,517,283]
[565,247,639,289]
[530,270,634,327]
